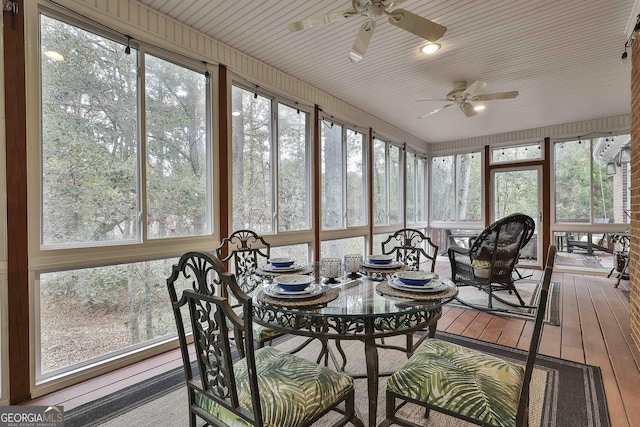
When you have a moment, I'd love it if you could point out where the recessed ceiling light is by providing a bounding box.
[420,43,441,54]
[473,104,486,111]
[44,50,64,61]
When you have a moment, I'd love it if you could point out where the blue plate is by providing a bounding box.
[270,257,295,268]
[396,271,437,286]
[275,274,314,292]
[368,254,394,265]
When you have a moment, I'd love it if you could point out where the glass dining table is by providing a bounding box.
[250,274,457,427]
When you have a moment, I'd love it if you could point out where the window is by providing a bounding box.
[278,104,311,231]
[373,138,402,226]
[145,54,210,239]
[346,129,366,227]
[231,85,311,233]
[431,152,481,222]
[231,87,273,232]
[38,258,179,377]
[41,15,139,245]
[555,136,630,225]
[41,16,211,246]
[406,152,427,224]
[491,143,542,164]
[321,120,366,230]
[38,14,213,378]
[320,237,365,258]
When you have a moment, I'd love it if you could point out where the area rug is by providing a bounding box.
[64,333,609,427]
[451,280,561,325]
[555,253,605,270]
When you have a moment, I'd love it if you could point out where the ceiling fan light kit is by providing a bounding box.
[287,0,447,63]
[416,80,519,118]
[420,42,441,54]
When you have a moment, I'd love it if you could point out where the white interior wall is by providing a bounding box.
[430,114,630,154]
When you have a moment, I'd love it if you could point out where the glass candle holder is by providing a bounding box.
[344,254,363,279]
[320,257,342,284]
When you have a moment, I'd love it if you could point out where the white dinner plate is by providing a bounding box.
[260,263,305,273]
[362,261,404,269]
[263,282,325,299]
[387,278,449,293]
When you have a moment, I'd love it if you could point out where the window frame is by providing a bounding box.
[29,7,219,391]
[429,150,484,229]
[406,150,428,227]
[490,142,544,165]
[319,117,368,232]
[551,135,631,228]
[372,136,404,228]
[229,82,313,237]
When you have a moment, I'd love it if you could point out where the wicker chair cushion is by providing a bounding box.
[387,338,524,427]
[196,346,354,427]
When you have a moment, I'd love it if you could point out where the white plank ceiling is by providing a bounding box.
[135,0,634,143]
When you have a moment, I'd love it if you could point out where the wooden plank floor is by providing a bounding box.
[26,258,640,427]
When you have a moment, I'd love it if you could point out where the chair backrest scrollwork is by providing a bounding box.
[166,251,263,425]
[215,229,271,293]
[381,228,439,271]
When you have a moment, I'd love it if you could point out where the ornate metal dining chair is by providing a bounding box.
[381,228,439,271]
[379,228,439,355]
[381,245,556,427]
[215,229,271,289]
[215,229,284,347]
[166,251,364,427]
[448,213,536,310]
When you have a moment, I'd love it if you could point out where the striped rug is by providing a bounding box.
[65,332,608,427]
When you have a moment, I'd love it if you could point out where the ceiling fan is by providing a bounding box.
[287,0,447,63]
[416,80,519,118]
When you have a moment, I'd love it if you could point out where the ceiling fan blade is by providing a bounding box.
[419,103,452,118]
[415,97,450,102]
[348,21,376,63]
[386,0,408,9]
[288,9,357,32]
[471,91,520,101]
[460,102,478,117]
[387,9,447,42]
[462,80,487,98]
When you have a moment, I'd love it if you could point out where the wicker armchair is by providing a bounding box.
[448,213,536,310]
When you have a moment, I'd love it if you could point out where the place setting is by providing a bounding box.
[360,254,407,280]
[377,270,458,300]
[256,257,313,277]
[257,274,339,307]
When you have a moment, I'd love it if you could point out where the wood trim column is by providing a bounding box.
[4,0,30,403]
[313,106,321,261]
[541,137,551,266]
[483,145,491,226]
[367,128,374,254]
[218,65,229,245]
